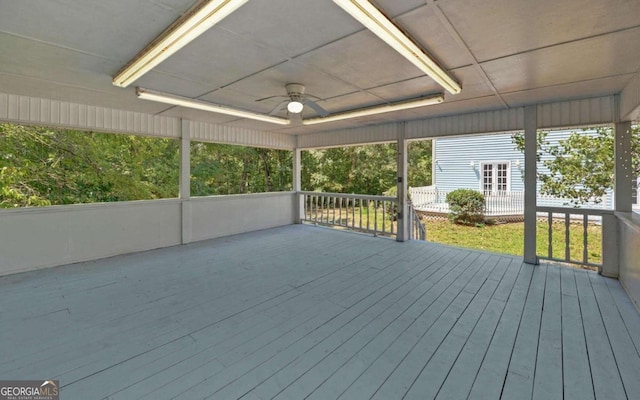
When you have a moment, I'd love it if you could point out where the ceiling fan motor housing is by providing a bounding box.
[285,83,306,100]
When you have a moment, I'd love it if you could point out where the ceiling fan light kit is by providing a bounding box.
[303,93,444,125]
[113,0,250,87]
[287,101,304,114]
[331,0,461,94]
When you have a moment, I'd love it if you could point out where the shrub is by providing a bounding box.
[383,185,398,220]
[446,189,485,226]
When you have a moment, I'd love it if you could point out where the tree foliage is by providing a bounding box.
[190,142,292,196]
[512,126,640,205]
[301,140,432,195]
[1,123,432,208]
[0,123,179,208]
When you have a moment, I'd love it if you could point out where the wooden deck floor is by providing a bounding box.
[1,225,640,400]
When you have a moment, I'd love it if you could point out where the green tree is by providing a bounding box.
[0,123,179,208]
[301,140,432,195]
[512,126,640,205]
[190,142,292,196]
[408,140,432,188]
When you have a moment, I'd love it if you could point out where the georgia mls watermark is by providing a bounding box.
[0,380,59,400]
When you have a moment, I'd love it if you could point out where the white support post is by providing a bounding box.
[615,121,633,212]
[523,105,539,264]
[397,123,409,242]
[293,147,304,224]
[602,120,633,277]
[179,119,192,244]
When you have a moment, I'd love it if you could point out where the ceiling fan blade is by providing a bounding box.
[303,99,329,117]
[269,100,289,115]
[256,95,287,102]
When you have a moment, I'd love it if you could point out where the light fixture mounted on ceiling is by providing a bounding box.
[287,101,304,114]
[332,0,461,95]
[303,93,444,125]
[136,88,290,125]
[113,0,250,87]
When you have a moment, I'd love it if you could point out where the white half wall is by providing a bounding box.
[618,212,640,312]
[0,199,182,276]
[0,193,297,276]
[190,192,296,242]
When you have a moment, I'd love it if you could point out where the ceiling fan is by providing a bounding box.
[256,83,329,117]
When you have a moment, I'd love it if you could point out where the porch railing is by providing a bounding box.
[536,206,615,269]
[301,191,397,237]
[409,200,426,240]
[300,191,426,240]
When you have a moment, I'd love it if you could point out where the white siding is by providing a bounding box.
[537,97,614,129]
[189,121,294,149]
[434,133,524,192]
[296,123,399,149]
[0,92,180,138]
[297,96,615,149]
[434,129,614,208]
[407,108,524,139]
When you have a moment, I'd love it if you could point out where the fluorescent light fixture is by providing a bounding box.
[302,94,444,125]
[332,0,461,95]
[136,88,290,125]
[287,101,304,114]
[113,0,250,87]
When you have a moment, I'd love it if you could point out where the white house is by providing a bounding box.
[410,129,627,217]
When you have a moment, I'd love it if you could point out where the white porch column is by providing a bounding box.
[179,119,192,244]
[397,122,409,242]
[615,121,633,212]
[601,121,633,277]
[523,105,539,264]
[293,146,304,224]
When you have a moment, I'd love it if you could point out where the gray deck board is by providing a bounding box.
[560,267,595,400]
[1,225,640,399]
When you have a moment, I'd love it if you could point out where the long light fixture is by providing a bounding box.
[302,94,444,125]
[136,88,290,125]
[113,0,250,87]
[332,0,461,95]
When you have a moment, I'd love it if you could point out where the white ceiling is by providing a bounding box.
[0,0,638,135]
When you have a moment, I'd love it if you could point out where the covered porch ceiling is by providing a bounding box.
[1,0,639,137]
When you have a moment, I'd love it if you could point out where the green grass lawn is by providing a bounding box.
[425,219,602,266]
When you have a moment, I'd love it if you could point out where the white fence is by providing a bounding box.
[410,187,526,216]
[409,186,611,217]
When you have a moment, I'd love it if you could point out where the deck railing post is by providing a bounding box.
[524,105,539,264]
[293,147,304,224]
[179,119,192,245]
[397,122,409,242]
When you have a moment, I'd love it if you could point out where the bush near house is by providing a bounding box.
[446,189,485,226]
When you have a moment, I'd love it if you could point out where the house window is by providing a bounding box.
[481,162,510,193]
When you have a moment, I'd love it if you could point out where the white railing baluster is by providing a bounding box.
[548,211,553,259]
[564,213,570,261]
[583,214,588,264]
[537,206,611,269]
